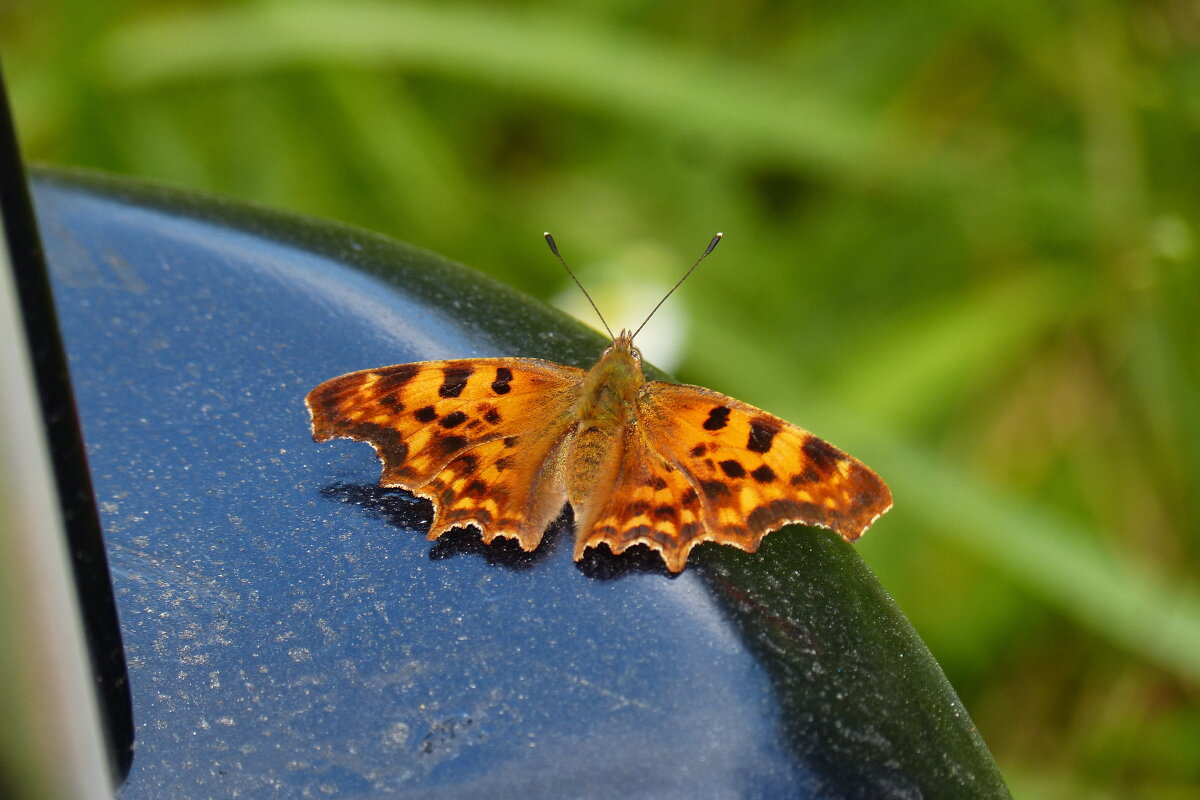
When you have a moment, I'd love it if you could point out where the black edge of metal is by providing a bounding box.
[0,63,134,781]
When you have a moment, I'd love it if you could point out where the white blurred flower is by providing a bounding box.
[551,241,690,374]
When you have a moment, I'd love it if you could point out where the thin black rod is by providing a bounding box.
[544,232,615,340]
[632,232,722,341]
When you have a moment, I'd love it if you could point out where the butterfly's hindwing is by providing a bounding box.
[572,423,708,572]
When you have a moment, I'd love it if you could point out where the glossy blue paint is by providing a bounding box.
[33,170,1008,799]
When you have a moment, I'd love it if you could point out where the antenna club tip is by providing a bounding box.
[543,231,551,237]
[716,232,724,237]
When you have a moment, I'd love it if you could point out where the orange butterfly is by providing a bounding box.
[306,234,891,572]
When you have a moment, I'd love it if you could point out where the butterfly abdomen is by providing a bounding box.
[563,338,648,547]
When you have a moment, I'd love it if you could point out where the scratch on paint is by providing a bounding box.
[566,673,656,712]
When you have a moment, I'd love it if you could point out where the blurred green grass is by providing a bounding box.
[3,0,1199,796]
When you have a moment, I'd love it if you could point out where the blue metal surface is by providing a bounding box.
[33,169,1009,799]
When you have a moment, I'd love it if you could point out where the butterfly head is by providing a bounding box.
[604,329,643,362]
[594,329,643,381]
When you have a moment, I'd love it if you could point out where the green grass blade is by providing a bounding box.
[94,1,899,178]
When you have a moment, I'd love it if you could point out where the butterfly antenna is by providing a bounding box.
[544,232,615,340]
[631,232,722,340]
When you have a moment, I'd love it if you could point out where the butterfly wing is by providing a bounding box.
[578,381,891,572]
[306,358,586,549]
[571,422,709,572]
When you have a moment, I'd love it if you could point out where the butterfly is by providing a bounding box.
[306,233,892,573]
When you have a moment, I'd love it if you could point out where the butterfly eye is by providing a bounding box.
[631,347,643,362]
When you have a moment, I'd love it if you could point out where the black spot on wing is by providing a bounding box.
[690,443,707,458]
[414,405,438,423]
[747,418,779,453]
[703,406,731,431]
[851,490,875,512]
[791,467,821,485]
[452,454,478,475]
[375,364,419,394]
[379,393,404,412]
[802,436,844,471]
[484,408,501,424]
[700,480,729,499]
[751,465,777,483]
[653,505,677,520]
[439,366,473,398]
[306,383,339,413]
[439,434,469,455]
[354,422,408,463]
[491,367,513,395]
[718,460,746,479]
[439,410,468,428]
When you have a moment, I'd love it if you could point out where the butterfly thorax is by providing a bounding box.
[565,332,645,508]
[576,332,644,425]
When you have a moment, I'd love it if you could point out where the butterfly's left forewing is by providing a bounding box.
[306,358,586,549]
